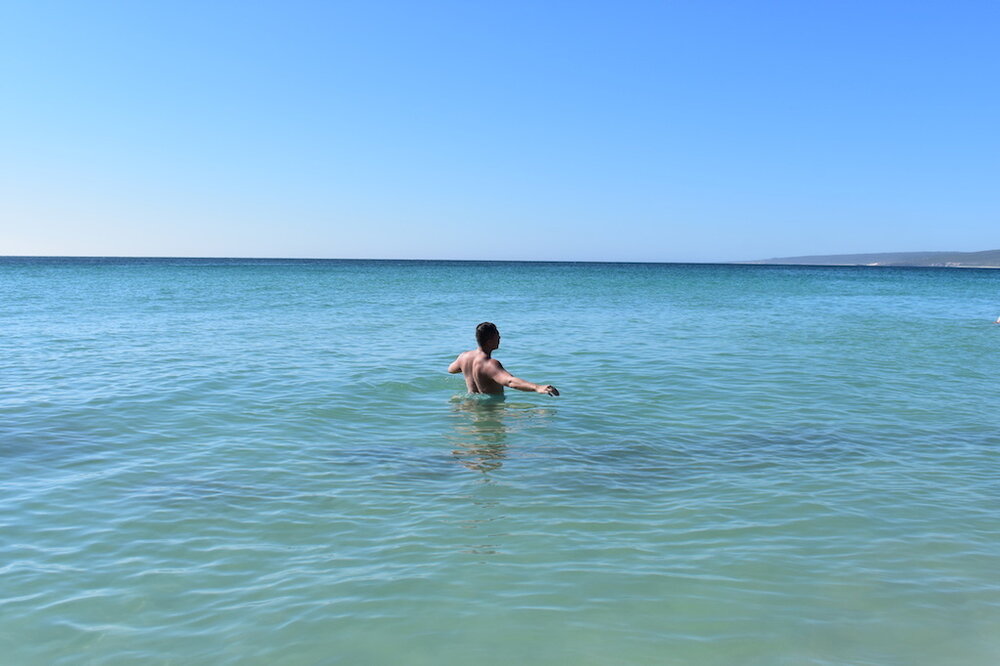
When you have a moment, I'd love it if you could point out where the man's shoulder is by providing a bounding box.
[469,352,501,368]
[481,357,504,373]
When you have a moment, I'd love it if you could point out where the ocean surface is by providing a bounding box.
[2,257,998,665]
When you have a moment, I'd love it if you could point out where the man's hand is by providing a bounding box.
[536,385,559,396]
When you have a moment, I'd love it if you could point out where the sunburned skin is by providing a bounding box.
[448,325,559,397]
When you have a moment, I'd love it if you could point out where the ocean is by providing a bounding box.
[2,257,998,664]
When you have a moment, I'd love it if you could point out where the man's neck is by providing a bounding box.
[477,346,492,358]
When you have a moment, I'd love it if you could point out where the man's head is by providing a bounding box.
[476,321,500,351]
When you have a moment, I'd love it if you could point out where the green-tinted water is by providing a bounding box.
[2,258,998,664]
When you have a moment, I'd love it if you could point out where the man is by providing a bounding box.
[448,322,560,396]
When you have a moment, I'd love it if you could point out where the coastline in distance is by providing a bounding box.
[745,249,1000,268]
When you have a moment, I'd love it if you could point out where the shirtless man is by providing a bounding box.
[448,322,560,396]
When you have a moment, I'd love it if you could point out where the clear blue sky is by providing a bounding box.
[3,1,997,261]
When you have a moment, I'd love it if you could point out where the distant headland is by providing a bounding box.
[746,250,1000,268]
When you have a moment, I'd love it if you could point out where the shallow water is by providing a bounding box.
[2,258,998,664]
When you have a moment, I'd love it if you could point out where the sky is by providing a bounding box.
[2,1,997,262]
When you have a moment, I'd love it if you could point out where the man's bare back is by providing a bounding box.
[448,322,559,397]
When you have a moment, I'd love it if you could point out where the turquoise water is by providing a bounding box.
[2,258,998,664]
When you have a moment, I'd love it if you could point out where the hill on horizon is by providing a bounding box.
[747,249,1000,268]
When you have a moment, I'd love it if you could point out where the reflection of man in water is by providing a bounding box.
[448,322,560,396]
[451,399,509,473]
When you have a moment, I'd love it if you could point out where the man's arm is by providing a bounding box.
[488,360,559,396]
[448,354,464,374]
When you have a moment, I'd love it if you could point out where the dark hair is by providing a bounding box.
[476,321,499,347]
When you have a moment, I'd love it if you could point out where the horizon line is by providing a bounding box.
[1,254,735,265]
[3,254,998,269]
